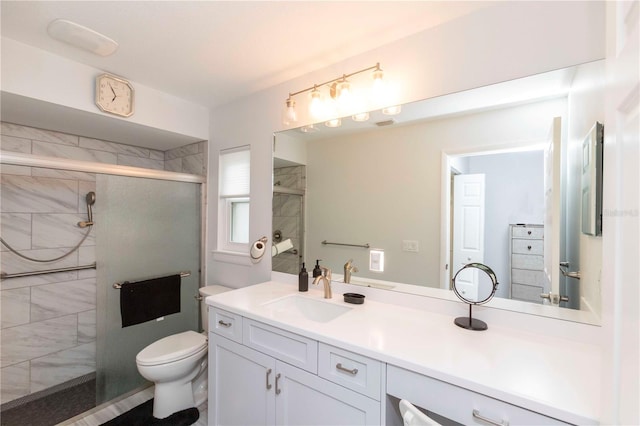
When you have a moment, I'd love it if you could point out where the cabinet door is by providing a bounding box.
[275,361,380,426]
[210,335,276,426]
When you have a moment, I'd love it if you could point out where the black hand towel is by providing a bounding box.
[120,274,181,327]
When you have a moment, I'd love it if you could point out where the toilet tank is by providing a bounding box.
[199,285,232,332]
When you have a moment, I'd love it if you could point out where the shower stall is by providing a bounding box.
[272,165,306,275]
[0,123,205,424]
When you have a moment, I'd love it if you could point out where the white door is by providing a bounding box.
[602,1,639,423]
[543,117,563,304]
[275,361,380,425]
[452,174,486,299]
[210,336,276,425]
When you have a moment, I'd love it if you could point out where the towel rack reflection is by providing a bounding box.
[1,262,97,280]
[322,240,370,249]
[113,271,191,289]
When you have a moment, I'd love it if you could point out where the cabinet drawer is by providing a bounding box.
[512,239,543,255]
[512,226,544,239]
[387,365,571,425]
[318,343,382,400]
[512,283,544,303]
[243,319,318,374]
[209,307,243,343]
[512,269,546,286]
[512,253,544,270]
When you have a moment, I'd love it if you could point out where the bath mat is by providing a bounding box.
[101,398,199,426]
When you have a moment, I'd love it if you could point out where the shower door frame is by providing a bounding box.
[0,151,207,402]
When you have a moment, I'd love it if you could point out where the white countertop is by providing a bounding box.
[206,281,601,425]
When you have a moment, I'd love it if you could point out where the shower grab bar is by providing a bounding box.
[0,262,97,280]
[322,240,370,249]
[112,271,191,289]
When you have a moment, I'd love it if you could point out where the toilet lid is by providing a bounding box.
[136,330,207,366]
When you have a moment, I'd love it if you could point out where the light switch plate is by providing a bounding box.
[402,240,419,252]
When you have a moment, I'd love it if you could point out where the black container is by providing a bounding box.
[312,259,322,278]
[343,293,365,304]
[298,263,309,292]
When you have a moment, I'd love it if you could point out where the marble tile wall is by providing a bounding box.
[0,122,207,405]
[272,166,305,275]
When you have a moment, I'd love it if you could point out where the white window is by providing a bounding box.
[218,146,250,252]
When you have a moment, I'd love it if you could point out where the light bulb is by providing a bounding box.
[371,67,387,106]
[309,88,323,119]
[283,98,297,125]
[352,112,370,122]
[325,118,342,128]
[382,105,401,115]
[337,80,353,112]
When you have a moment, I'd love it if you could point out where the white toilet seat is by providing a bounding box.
[136,330,206,366]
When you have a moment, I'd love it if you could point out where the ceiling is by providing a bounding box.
[1,1,493,109]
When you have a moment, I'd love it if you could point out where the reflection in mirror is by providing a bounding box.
[273,60,605,324]
[452,263,498,330]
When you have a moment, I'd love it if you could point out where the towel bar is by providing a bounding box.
[321,240,370,249]
[113,271,191,289]
[1,263,97,280]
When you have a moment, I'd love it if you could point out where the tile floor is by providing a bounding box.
[59,386,207,426]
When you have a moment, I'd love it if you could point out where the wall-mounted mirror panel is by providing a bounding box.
[273,59,604,324]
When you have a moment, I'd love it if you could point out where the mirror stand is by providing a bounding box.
[454,304,488,331]
[452,263,499,331]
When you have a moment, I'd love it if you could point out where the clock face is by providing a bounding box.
[95,74,134,117]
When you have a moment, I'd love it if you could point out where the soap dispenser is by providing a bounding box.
[298,263,309,292]
[313,260,322,278]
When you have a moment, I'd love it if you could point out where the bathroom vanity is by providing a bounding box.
[206,281,600,425]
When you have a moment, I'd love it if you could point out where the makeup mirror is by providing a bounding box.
[452,263,498,331]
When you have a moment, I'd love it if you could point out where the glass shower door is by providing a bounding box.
[95,175,201,404]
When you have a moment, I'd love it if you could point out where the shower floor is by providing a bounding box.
[0,378,96,426]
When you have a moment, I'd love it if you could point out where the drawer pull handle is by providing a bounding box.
[275,373,282,395]
[336,363,358,375]
[266,368,272,390]
[218,320,232,328]
[472,409,508,426]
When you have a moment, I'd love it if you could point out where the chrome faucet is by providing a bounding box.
[312,267,332,299]
[343,259,359,284]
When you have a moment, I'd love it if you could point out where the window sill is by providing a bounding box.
[212,250,253,266]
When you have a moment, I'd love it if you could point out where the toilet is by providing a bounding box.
[136,284,231,419]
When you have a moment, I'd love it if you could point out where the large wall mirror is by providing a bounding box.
[272,59,604,325]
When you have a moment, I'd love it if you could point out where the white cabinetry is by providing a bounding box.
[510,224,546,303]
[209,308,382,425]
[387,365,571,425]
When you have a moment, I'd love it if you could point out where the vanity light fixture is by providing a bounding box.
[47,19,118,56]
[283,62,386,125]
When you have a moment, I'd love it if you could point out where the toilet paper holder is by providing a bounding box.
[250,236,269,261]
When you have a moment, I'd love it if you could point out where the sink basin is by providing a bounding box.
[262,295,352,323]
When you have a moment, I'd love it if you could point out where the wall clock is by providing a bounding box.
[95,73,135,117]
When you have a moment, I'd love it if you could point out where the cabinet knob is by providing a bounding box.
[527,230,532,235]
[527,245,532,250]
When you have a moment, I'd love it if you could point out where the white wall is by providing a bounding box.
[466,151,545,298]
[566,60,606,317]
[207,1,606,289]
[1,38,209,142]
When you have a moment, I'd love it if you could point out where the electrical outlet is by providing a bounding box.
[402,240,419,252]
